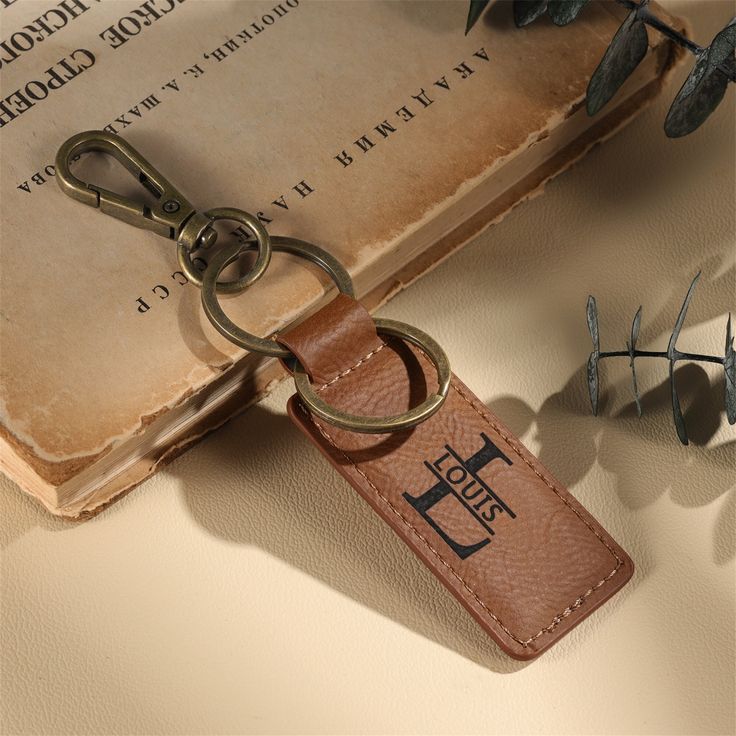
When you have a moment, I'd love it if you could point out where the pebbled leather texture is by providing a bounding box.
[279,294,384,384]
[284,296,634,660]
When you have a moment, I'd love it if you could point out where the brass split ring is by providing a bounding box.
[177,207,271,294]
[201,236,355,357]
[293,317,451,433]
[201,237,450,433]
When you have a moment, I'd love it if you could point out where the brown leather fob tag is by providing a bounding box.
[282,295,634,660]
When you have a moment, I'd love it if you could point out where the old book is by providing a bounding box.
[0,0,685,517]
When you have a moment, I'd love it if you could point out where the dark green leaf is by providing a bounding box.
[629,307,643,417]
[466,0,491,34]
[665,20,735,137]
[586,295,600,352]
[706,17,736,73]
[667,275,700,444]
[670,360,689,444]
[725,313,735,424]
[587,351,600,416]
[629,349,642,417]
[514,0,547,28]
[631,306,642,350]
[667,272,700,359]
[586,10,649,116]
[665,54,733,137]
[548,0,589,26]
[586,295,600,414]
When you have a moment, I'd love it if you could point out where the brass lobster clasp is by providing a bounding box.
[54,130,215,248]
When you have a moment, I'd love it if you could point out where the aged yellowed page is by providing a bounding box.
[0,0,683,515]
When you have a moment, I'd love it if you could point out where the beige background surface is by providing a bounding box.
[1,1,734,734]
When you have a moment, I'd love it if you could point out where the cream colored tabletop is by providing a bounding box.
[2,2,734,734]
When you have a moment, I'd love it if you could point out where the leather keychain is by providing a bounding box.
[56,131,634,661]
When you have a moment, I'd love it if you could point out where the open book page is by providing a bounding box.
[0,0,684,512]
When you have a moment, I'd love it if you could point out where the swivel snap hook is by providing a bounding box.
[54,130,216,249]
[55,130,273,293]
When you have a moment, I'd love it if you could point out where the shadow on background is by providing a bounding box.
[489,362,735,566]
[172,391,528,674]
[169,355,733,673]
[1,350,732,676]
[2,259,732,673]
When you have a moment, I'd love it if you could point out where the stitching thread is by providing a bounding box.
[304,351,623,648]
[316,344,386,393]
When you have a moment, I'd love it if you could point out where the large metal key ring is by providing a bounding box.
[202,236,451,433]
[201,236,355,357]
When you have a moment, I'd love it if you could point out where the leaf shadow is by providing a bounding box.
[488,361,736,564]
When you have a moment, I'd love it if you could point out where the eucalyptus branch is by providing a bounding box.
[624,1,704,56]
[465,0,736,136]
[586,273,736,445]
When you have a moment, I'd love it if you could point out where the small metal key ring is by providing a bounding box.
[54,131,271,295]
[178,207,271,294]
[201,236,355,358]
[292,318,451,434]
[202,235,450,433]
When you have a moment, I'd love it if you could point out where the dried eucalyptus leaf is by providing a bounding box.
[725,313,736,425]
[629,307,643,417]
[586,295,600,352]
[706,17,736,73]
[665,53,733,137]
[668,272,701,359]
[670,359,689,445]
[626,339,643,418]
[587,351,600,416]
[631,362,642,417]
[548,0,589,26]
[465,0,491,34]
[631,306,642,351]
[514,0,547,28]
[726,357,736,424]
[586,295,600,415]
[587,10,649,116]
[665,20,735,137]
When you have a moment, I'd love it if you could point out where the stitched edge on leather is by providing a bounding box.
[316,344,386,393]
[442,382,623,644]
[301,347,623,648]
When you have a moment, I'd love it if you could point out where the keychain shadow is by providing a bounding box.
[171,352,657,669]
[0,477,70,551]
[146,227,536,669]
[176,409,527,673]
[487,362,735,565]
[3,359,729,671]
[171,346,529,673]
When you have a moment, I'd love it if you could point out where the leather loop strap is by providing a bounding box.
[278,294,384,385]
